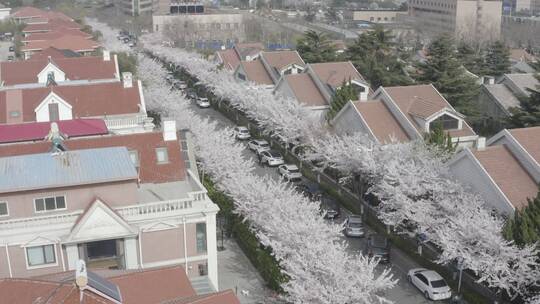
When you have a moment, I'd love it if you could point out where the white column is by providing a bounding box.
[206,212,218,290]
[124,237,139,269]
[65,244,79,270]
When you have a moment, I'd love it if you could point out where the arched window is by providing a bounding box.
[430,114,458,130]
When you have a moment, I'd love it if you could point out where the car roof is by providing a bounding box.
[419,270,443,281]
[253,139,268,144]
[284,164,298,170]
[348,215,362,222]
[369,235,388,246]
[236,126,248,130]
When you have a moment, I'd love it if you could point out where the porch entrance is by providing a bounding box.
[79,239,125,270]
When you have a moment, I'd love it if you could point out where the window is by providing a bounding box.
[155,147,169,163]
[129,150,139,167]
[430,114,459,130]
[9,111,20,118]
[34,196,66,212]
[196,223,207,253]
[48,103,59,121]
[237,73,246,81]
[0,201,8,216]
[415,273,429,285]
[26,244,56,267]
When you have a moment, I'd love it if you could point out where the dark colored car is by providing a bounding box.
[295,181,323,201]
[320,196,340,219]
[366,235,390,263]
[8,46,14,52]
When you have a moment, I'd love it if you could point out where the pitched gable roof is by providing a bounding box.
[352,100,410,143]
[21,35,99,53]
[1,56,117,86]
[216,48,240,71]
[0,81,142,123]
[22,18,81,33]
[309,61,366,89]
[282,73,327,107]
[22,28,92,43]
[234,42,264,59]
[473,145,538,210]
[503,73,539,96]
[29,46,81,60]
[260,50,305,71]
[509,126,540,166]
[238,59,274,85]
[163,290,240,304]
[0,131,186,184]
[482,83,521,112]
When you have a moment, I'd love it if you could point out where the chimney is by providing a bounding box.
[5,89,23,124]
[483,76,495,85]
[75,260,88,288]
[122,72,133,88]
[103,50,111,61]
[476,137,486,151]
[163,120,177,141]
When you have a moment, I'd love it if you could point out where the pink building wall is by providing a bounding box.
[0,180,139,219]
[5,243,65,278]
[140,223,203,265]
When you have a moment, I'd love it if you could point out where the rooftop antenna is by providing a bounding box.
[45,122,68,154]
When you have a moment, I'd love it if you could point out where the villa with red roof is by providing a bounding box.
[0,73,153,134]
[332,84,478,147]
[10,6,73,24]
[233,50,305,87]
[0,51,119,89]
[0,124,221,292]
[20,34,100,60]
[449,126,540,215]
[215,42,265,71]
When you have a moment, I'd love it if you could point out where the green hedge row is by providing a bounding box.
[202,176,287,292]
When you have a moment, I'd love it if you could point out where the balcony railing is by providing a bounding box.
[104,115,153,130]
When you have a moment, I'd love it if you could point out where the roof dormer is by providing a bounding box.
[34,91,73,122]
[37,59,66,84]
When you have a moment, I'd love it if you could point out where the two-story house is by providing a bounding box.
[0,124,221,291]
[478,73,539,120]
[0,72,153,134]
[20,35,100,60]
[448,126,540,216]
[215,42,265,71]
[0,51,119,89]
[273,61,370,121]
[332,84,478,147]
[233,50,305,87]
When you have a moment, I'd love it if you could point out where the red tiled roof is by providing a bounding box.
[261,50,305,71]
[29,47,81,60]
[217,49,240,70]
[309,61,365,89]
[22,28,92,42]
[509,126,540,165]
[23,18,81,33]
[1,266,240,304]
[0,131,186,184]
[0,119,108,144]
[239,59,274,85]
[11,7,73,22]
[21,35,99,52]
[473,145,538,210]
[234,42,264,59]
[0,82,141,124]
[282,73,327,107]
[0,56,117,86]
[353,100,410,143]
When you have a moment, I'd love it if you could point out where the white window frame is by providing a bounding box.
[34,195,67,213]
[155,147,169,164]
[0,201,9,217]
[129,150,140,167]
[24,243,59,270]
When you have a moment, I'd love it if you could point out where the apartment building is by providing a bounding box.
[449,126,540,215]
[0,51,119,89]
[349,10,401,24]
[0,73,153,134]
[0,125,221,291]
[119,0,156,16]
[332,84,478,147]
[407,0,503,43]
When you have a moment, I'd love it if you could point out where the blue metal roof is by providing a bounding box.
[0,147,138,193]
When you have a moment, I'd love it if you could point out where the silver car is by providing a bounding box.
[408,268,452,300]
[259,150,284,166]
[278,164,302,181]
[343,215,365,237]
[234,126,251,140]
[248,140,270,153]
[196,97,210,108]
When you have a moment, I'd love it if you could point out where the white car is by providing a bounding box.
[278,164,302,181]
[407,268,452,300]
[248,140,270,154]
[234,126,251,140]
[196,97,210,108]
[259,150,284,166]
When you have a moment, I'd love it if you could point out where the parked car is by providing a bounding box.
[123,37,130,44]
[173,80,187,90]
[186,89,197,100]
[234,126,251,140]
[365,234,390,263]
[320,196,340,219]
[196,97,210,108]
[248,139,270,153]
[278,164,302,181]
[7,55,14,61]
[343,215,365,237]
[407,268,452,300]
[295,181,323,200]
[8,46,14,52]
[128,41,136,48]
[258,150,284,166]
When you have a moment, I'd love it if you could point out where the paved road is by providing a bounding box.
[183,93,451,304]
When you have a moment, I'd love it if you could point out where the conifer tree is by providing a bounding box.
[503,190,540,247]
[507,76,540,128]
[484,41,511,77]
[296,30,337,64]
[326,80,358,121]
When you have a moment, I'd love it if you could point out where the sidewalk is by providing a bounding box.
[217,238,281,304]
